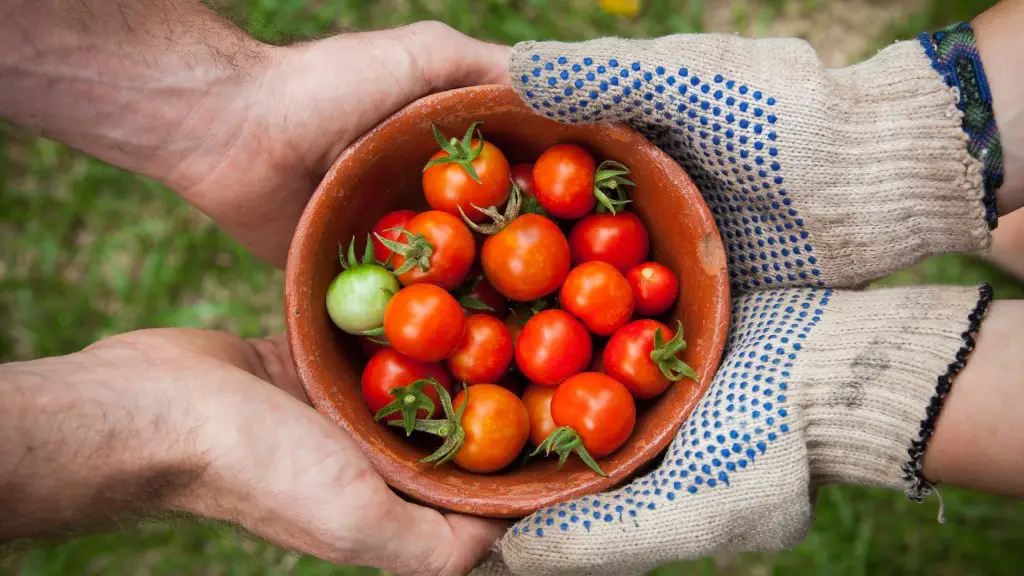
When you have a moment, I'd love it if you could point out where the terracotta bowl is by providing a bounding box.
[285,84,730,518]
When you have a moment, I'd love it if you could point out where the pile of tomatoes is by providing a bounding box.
[326,122,696,476]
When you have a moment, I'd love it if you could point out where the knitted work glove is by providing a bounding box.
[510,31,998,292]
[484,284,991,576]
[470,25,1004,576]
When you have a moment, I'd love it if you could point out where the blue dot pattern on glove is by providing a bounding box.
[512,288,832,537]
[520,54,824,291]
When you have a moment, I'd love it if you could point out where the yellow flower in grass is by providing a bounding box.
[599,0,641,17]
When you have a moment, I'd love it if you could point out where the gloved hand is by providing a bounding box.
[474,23,1003,576]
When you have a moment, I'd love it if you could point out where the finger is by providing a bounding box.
[375,495,507,576]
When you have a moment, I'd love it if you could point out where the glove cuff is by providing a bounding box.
[793,284,993,495]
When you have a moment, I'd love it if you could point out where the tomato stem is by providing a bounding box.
[422,122,485,184]
[340,234,384,270]
[593,160,635,215]
[374,378,439,436]
[387,381,468,466]
[361,326,390,346]
[651,320,698,382]
[530,426,607,477]
[373,228,434,276]
[458,178,523,235]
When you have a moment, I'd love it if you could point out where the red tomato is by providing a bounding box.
[446,314,514,385]
[569,212,650,274]
[532,144,597,219]
[423,139,510,222]
[452,384,530,473]
[515,309,592,386]
[371,210,415,263]
[391,210,475,289]
[560,261,635,336]
[360,348,452,420]
[481,214,570,301]
[627,262,680,317]
[510,163,535,197]
[504,313,525,344]
[550,372,636,458]
[383,284,466,362]
[603,320,679,399]
[458,271,509,318]
[522,382,557,447]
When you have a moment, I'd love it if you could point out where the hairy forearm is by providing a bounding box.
[0,348,203,541]
[975,1,1024,214]
[0,0,270,190]
[923,300,1024,496]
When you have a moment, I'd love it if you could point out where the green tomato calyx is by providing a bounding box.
[387,380,468,467]
[458,178,523,235]
[339,233,384,270]
[530,426,606,477]
[373,229,434,276]
[423,121,486,184]
[650,320,697,382]
[593,159,635,215]
[374,378,438,436]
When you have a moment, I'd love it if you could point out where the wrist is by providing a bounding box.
[0,344,207,539]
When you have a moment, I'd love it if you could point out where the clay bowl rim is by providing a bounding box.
[284,84,730,518]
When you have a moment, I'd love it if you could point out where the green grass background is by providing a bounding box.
[2,0,1023,574]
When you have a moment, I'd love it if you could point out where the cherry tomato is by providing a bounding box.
[361,348,452,420]
[510,163,535,196]
[550,372,636,458]
[569,212,650,274]
[383,284,465,362]
[560,261,634,336]
[603,320,678,399]
[423,137,510,223]
[515,309,592,386]
[372,210,415,263]
[390,210,475,290]
[627,262,680,317]
[452,384,530,473]
[447,314,514,385]
[481,214,570,302]
[504,313,525,345]
[522,382,557,447]
[531,144,597,219]
[457,270,509,318]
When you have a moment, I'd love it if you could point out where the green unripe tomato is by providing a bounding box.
[326,263,399,334]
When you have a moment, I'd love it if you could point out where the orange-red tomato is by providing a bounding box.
[481,214,570,302]
[383,284,465,362]
[626,262,679,317]
[569,212,650,274]
[423,139,510,222]
[446,314,514,385]
[452,384,530,473]
[603,319,677,399]
[360,348,452,420]
[392,211,475,290]
[560,261,635,336]
[550,372,636,458]
[515,309,592,386]
[531,144,597,219]
[522,382,558,447]
[510,163,536,197]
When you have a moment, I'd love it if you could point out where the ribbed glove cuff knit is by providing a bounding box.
[794,284,993,498]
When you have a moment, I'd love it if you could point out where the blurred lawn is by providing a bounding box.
[2,0,1023,574]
